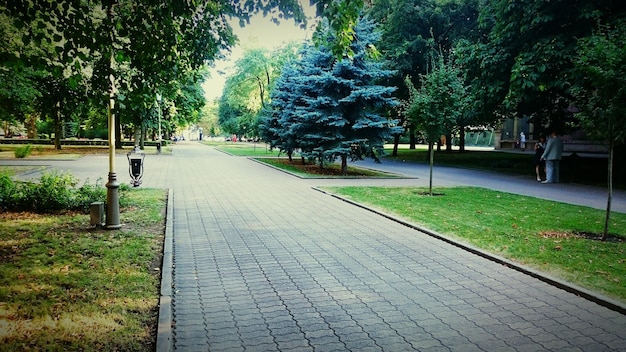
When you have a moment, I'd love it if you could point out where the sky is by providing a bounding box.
[202,3,317,101]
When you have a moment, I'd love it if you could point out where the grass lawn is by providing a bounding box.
[0,145,172,160]
[0,165,45,176]
[0,188,166,351]
[208,141,281,157]
[255,157,403,178]
[323,186,626,303]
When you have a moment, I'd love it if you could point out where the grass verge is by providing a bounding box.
[210,142,281,157]
[323,186,626,302]
[255,158,402,178]
[0,145,172,160]
[0,188,166,351]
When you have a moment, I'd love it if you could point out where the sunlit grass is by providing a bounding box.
[0,188,166,351]
[324,186,626,302]
[256,157,403,178]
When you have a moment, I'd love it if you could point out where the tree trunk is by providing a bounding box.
[409,124,416,149]
[27,113,38,139]
[140,125,146,150]
[603,142,614,241]
[54,101,62,150]
[341,155,348,175]
[392,134,400,157]
[459,124,466,152]
[115,113,122,149]
[445,132,452,152]
[428,141,434,196]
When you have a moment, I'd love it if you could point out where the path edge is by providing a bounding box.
[156,188,174,352]
[312,186,626,316]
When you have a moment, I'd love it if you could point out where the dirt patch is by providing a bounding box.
[540,230,624,242]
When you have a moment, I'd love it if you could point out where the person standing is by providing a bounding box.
[541,131,563,183]
[520,132,526,151]
[534,135,546,181]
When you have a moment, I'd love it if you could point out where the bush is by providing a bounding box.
[14,144,33,158]
[0,173,17,210]
[0,172,107,213]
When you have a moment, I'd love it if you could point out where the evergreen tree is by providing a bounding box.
[262,17,402,174]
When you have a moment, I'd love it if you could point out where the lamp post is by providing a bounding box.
[156,93,162,153]
[105,63,121,229]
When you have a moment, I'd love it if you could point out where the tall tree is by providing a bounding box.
[218,43,301,138]
[470,0,625,130]
[262,17,402,174]
[405,55,468,195]
[367,0,480,152]
[573,19,626,240]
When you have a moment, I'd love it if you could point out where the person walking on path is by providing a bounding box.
[534,134,546,181]
[541,131,564,183]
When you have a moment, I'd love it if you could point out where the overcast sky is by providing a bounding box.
[203,4,317,101]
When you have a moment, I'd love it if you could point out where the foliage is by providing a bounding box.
[1,0,306,146]
[261,17,402,173]
[218,44,301,137]
[0,172,106,213]
[405,55,468,194]
[573,18,626,239]
[13,144,32,158]
[326,186,626,301]
[313,0,366,58]
[468,0,626,130]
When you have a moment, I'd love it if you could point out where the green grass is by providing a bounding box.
[255,157,403,178]
[0,188,166,351]
[209,142,281,157]
[324,186,626,302]
[0,165,45,176]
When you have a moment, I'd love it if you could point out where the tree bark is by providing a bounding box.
[392,134,400,157]
[54,101,62,150]
[603,141,614,241]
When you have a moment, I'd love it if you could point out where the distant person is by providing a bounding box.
[541,131,563,183]
[534,135,546,182]
[520,132,526,151]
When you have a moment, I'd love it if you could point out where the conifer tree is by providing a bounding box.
[262,17,402,174]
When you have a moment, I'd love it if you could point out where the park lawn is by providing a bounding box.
[384,148,538,176]
[211,142,281,157]
[0,188,167,351]
[323,186,626,303]
[0,145,172,160]
[0,165,45,176]
[255,157,402,178]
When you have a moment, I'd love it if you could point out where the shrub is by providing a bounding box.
[0,173,17,210]
[0,172,113,213]
[14,144,33,158]
[23,172,78,212]
[75,178,107,212]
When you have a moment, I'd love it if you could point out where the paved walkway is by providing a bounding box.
[4,142,626,351]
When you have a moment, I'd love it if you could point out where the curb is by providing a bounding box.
[156,188,174,352]
[312,186,626,316]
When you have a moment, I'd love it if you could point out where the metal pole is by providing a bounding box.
[105,50,121,229]
[157,93,162,154]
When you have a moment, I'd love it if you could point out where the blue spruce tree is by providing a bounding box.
[262,17,402,174]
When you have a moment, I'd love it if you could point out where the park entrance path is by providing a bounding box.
[163,143,625,351]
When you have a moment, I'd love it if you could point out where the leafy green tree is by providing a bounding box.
[405,56,468,195]
[573,19,626,240]
[367,0,480,152]
[470,0,625,130]
[218,44,301,138]
[2,0,306,143]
